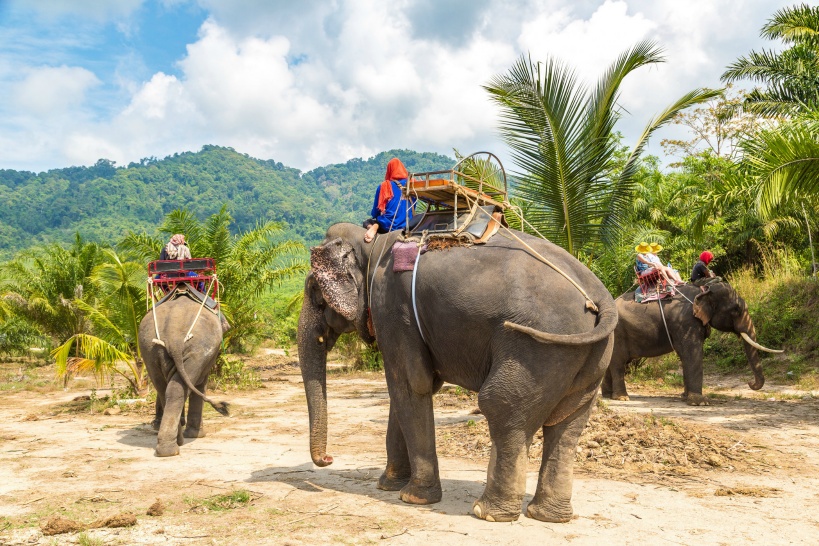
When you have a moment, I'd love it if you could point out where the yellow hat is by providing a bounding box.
[650,242,663,253]
[635,242,652,253]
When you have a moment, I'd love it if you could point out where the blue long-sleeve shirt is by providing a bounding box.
[370,178,416,231]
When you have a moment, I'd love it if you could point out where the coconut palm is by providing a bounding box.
[722,4,819,117]
[484,40,719,256]
[121,205,309,351]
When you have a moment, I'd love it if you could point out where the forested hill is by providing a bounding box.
[0,146,454,256]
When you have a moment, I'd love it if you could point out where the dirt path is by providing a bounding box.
[1,362,818,545]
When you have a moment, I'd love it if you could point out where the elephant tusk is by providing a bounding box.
[740,332,783,353]
[317,336,324,344]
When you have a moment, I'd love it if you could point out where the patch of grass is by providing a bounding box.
[210,355,262,390]
[332,333,383,371]
[626,355,683,389]
[77,532,105,546]
[186,489,258,512]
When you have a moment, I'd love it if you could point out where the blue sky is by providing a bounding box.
[0,0,793,173]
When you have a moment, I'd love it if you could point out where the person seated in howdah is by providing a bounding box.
[363,158,417,243]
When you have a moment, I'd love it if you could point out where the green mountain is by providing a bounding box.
[0,146,455,256]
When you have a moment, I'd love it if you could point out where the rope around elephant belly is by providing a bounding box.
[149,278,165,347]
[183,275,218,343]
[657,296,676,353]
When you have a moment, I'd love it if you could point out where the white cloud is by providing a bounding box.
[12,65,100,117]
[0,0,801,172]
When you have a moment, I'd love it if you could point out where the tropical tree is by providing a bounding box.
[722,3,819,117]
[1,234,102,342]
[484,40,719,257]
[121,206,309,352]
[50,249,149,393]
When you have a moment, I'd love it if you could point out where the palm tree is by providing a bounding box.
[121,205,309,352]
[484,40,719,257]
[1,234,102,342]
[722,4,819,117]
[51,249,149,393]
[739,110,819,218]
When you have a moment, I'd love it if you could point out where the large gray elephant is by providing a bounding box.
[138,293,229,457]
[602,282,781,405]
[298,222,618,523]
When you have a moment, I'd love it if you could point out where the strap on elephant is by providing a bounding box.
[657,297,676,353]
[150,275,218,347]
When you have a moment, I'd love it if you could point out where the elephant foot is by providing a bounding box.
[525,498,573,523]
[377,471,411,491]
[685,393,710,406]
[613,394,630,401]
[155,443,180,457]
[183,427,206,439]
[472,497,521,522]
[399,480,442,505]
[151,419,161,432]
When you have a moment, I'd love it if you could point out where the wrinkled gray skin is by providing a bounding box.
[603,282,766,406]
[298,223,618,523]
[138,296,228,457]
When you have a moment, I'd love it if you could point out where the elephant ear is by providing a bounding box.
[693,287,714,326]
[310,238,360,321]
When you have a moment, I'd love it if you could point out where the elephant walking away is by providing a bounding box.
[298,223,618,523]
[138,286,229,457]
[603,282,782,405]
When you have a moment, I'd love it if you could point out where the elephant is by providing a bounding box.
[138,293,229,457]
[298,222,618,523]
[602,281,782,405]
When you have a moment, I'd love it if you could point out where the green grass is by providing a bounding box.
[626,355,684,389]
[209,355,262,390]
[77,532,105,546]
[186,489,255,512]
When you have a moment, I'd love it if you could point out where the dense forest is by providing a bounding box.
[0,147,455,256]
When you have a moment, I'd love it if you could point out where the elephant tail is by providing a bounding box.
[166,342,230,417]
[504,297,618,346]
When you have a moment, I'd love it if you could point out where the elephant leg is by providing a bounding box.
[472,374,542,522]
[607,357,630,401]
[526,391,596,522]
[679,344,708,406]
[377,402,411,491]
[183,381,207,438]
[601,366,613,398]
[156,374,188,457]
[152,392,165,431]
[382,346,441,505]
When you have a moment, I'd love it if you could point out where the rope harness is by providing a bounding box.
[148,275,218,347]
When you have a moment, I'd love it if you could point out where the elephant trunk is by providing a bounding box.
[297,293,334,467]
[737,319,766,391]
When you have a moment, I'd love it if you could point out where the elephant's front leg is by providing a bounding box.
[526,391,596,522]
[377,403,411,491]
[156,375,188,457]
[152,393,164,431]
[183,381,207,438]
[383,350,441,505]
[679,344,709,406]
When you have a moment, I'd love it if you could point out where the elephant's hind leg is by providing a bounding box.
[156,375,188,457]
[526,392,596,522]
[183,381,207,438]
[377,403,411,491]
[472,377,539,522]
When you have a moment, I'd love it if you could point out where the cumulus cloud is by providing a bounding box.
[12,65,100,117]
[0,0,800,172]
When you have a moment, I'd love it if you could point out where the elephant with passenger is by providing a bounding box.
[603,282,782,405]
[138,294,229,457]
[298,222,618,523]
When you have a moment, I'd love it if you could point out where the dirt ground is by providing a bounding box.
[1,353,818,545]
